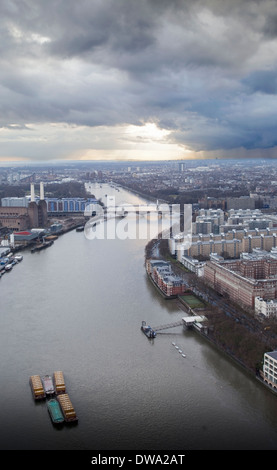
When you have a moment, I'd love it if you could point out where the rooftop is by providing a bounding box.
[266,351,277,361]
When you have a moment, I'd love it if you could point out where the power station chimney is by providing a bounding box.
[30,183,35,202]
[40,182,44,200]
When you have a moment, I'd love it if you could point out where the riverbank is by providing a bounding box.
[95,182,276,394]
[5,216,88,254]
[117,183,168,204]
[145,241,275,393]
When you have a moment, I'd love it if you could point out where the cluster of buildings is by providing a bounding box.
[0,183,48,231]
[188,208,276,258]
[107,160,277,210]
[171,208,277,257]
[168,206,277,318]
[146,259,187,298]
[170,209,277,283]
[186,228,277,259]
[203,250,277,310]
[0,183,99,232]
[191,208,273,235]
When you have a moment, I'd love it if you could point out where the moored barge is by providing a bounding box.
[41,374,55,395]
[47,399,64,424]
[53,371,66,395]
[31,240,54,253]
[57,394,78,422]
[30,375,46,400]
[141,321,156,338]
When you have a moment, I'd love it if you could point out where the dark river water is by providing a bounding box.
[1,183,277,452]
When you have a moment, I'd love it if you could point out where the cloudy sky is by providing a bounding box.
[1,0,277,162]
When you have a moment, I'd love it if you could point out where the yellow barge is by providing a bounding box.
[57,394,78,422]
[53,371,66,395]
[30,375,46,400]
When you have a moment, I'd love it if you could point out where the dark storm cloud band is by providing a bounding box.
[0,0,277,159]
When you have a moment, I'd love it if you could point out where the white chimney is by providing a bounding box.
[30,183,35,202]
[40,182,44,200]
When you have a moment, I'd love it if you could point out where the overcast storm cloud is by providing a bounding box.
[1,0,277,161]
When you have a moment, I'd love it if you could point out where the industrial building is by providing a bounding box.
[45,197,98,215]
[0,183,47,230]
[0,206,31,231]
[1,197,30,207]
[0,183,100,231]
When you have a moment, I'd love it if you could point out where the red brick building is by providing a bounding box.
[146,259,186,297]
[0,207,30,231]
[204,258,277,308]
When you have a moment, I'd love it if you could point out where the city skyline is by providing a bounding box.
[1,0,277,162]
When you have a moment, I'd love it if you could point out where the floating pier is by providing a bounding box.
[141,315,207,338]
[151,320,184,332]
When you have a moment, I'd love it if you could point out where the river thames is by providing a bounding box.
[1,183,277,451]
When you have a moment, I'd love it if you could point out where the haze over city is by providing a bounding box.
[1,0,277,163]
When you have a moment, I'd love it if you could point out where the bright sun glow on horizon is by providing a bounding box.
[77,122,194,162]
[0,121,194,162]
[2,121,275,163]
[125,122,171,141]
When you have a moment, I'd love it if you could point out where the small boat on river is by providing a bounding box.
[141,321,156,338]
[31,240,54,252]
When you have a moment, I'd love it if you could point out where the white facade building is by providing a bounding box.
[263,351,277,389]
[255,297,277,318]
[182,255,205,277]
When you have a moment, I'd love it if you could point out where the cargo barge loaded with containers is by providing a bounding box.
[29,371,78,425]
[57,394,78,422]
[30,375,46,400]
[53,370,66,395]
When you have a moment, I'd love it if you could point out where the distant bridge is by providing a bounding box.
[103,198,186,216]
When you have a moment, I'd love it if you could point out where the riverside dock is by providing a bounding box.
[141,315,207,338]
